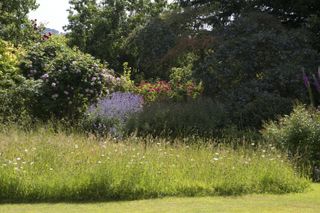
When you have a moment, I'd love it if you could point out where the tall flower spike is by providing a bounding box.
[303,69,315,107]
[303,70,310,88]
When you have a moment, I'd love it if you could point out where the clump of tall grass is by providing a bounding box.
[0,127,309,202]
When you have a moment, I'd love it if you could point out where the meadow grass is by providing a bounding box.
[0,126,309,202]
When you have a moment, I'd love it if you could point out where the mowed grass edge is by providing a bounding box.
[0,184,319,213]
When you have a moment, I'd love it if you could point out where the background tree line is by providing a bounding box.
[1,0,320,128]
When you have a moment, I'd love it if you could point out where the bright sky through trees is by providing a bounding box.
[28,0,174,32]
[29,0,70,32]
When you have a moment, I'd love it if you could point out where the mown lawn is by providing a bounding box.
[0,184,319,213]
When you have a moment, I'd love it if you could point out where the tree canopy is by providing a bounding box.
[65,0,169,71]
[0,0,38,45]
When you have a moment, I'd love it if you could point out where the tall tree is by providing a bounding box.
[65,0,169,71]
[65,0,99,52]
[0,0,38,45]
[177,0,320,49]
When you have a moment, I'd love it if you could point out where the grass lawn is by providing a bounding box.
[1,184,319,213]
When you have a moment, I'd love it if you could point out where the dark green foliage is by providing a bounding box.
[20,36,116,120]
[178,0,245,29]
[227,90,293,129]
[196,13,318,98]
[178,0,320,26]
[126,98,229,137]
[308,15,320,52]
[194,13,320,128]
[178,0,320,52]
[262,105,320,168]
[65,0,169,72]
[0,79,41,124]
[126,18,177,79]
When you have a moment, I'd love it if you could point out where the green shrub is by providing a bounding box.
[169,64,193,85]
[0,39,41,124]
[0,79,41,124]
[194,12,320,128]
[224,85,294,128]
[262,105,320,167]
[0,39,25,88]
[20,36,118,120]
[126,98,229,137]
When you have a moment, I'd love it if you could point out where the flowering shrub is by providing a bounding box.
[20,36,118,120]
[137,81,172,102]
[136,80,203,102]
[88,92,144,122]
[115,62,203,102]
[82,92,144,136]
[171,80,203,101]
[168,60,204,101]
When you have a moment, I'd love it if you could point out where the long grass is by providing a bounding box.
[0,126,309,202]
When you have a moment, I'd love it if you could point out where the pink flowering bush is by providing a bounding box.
[20,36,118,120]
[116,62,203,103]
[137,81,172,102]
[136,80,203,102]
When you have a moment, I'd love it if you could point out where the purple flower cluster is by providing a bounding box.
[303,68,320,92]
[88,92,144,122]
[303,70,310,88]
[302,67,320,107]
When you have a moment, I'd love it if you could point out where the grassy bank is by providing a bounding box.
[0,127,309,202]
